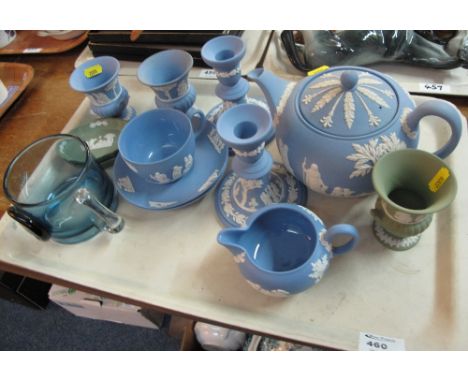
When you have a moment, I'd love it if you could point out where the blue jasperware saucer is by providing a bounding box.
[113,123,228,210]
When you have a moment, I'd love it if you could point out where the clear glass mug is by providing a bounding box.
[3,134,124,244]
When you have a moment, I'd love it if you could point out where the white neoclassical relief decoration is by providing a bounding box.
[346,132,407,179]
[245,280,290,297]
[302,71,395,129]
[308,255,329,283]
[117,176,134,193]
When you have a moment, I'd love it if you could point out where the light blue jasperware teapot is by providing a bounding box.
[248,66,463,197]
[217,203,359,296]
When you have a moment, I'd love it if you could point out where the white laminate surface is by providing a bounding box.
[0,75,467,350]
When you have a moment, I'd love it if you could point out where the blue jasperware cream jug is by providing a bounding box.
[217,203,359,296]
[248,66,463,197]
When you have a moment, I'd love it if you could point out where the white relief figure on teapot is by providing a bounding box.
[248,65,463,197]
[301,156,355,197]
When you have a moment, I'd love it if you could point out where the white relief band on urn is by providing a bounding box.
[232,142,265,157]
[89,81,123,106]
[381,200,426,225]
[215,68,241,78]
[374,223,420,249]
[154,82,178,100]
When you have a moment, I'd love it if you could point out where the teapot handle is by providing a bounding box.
[324,224,360,256]
[406,99,463,159]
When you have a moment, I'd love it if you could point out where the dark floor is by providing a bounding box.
[0,297,180,351]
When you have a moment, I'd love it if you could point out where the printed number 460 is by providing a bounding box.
[367,341,388,350]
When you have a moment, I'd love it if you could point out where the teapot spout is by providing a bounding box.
[217,228,247,256]
[247,68,292,123]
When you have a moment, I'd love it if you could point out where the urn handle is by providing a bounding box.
[186,106,206,139]
[406,99,463,159]
[324,224,360,256]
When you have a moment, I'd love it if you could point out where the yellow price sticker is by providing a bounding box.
[84,64,103,78]
[307,65,329,76]
[428,167,450,192]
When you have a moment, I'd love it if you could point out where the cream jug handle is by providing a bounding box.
[405,99,463,159]
[324,224,360,255]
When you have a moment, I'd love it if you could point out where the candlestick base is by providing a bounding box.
[215,163,308,227]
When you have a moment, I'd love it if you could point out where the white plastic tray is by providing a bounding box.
[0,75,467,350]
[75,30,272,78]
[264,30,468,97]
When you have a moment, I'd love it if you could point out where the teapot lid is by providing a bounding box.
[298,67,399,138]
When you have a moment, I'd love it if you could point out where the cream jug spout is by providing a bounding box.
[247,68,291,123]
[217,228,247,255]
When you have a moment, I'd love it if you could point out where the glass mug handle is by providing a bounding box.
[74,188,124,234]
[7,188,124,241]
[186,107,206,138]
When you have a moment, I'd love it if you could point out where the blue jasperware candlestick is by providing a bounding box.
[214,103,307,227]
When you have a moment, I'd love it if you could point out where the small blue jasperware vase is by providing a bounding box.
[137,50,206,132]
[118,109,195,184]
[138,49,192,102]
[70,56,133,119]
[217,203,359,296]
